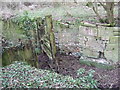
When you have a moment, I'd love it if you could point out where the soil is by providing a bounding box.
[38,53,120,89]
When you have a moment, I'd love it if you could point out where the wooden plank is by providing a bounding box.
[45,15,57,60]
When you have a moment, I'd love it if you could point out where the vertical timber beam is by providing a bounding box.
[45,15,56,60]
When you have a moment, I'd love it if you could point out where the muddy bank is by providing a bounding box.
[38,53,120,88]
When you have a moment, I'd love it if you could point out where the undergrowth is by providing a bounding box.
[1,61,98,88]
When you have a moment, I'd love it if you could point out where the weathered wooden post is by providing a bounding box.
[2,15,58,69]
[44,15,58,70]
[36,15,58,70]
[45,15,56,60]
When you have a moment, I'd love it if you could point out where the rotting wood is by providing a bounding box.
[45,15,58,71]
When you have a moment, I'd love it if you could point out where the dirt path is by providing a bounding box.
[38,53,120,88]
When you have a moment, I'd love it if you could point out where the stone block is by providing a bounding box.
[82,48,99,58]
[113,31,120,36]
[109,36,119,44]
[105,44,118,51]
[97,26,113,37]
[79,26,98,36]
[104,49,118,63]
[85,37,104,52]
[113,27,119,32]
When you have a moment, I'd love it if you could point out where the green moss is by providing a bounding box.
[80,59,114,70]
[2,50,11,66]
[2,48,34,67]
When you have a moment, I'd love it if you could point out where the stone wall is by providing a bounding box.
[79,26,119,63]
[57,25,119,63]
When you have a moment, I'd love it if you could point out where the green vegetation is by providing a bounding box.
[12,11,37,31]
[1,61,98,88]
[7,11,57,61]
[79,59,114,70]
[1,2,119,89]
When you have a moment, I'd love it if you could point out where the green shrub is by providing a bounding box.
[1,61,98,88]
[77,68,98,88]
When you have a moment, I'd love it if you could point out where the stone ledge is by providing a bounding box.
[79,58,115,70]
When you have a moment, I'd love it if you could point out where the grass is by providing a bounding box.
[1,61,98,88]
[15,5,98,23]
